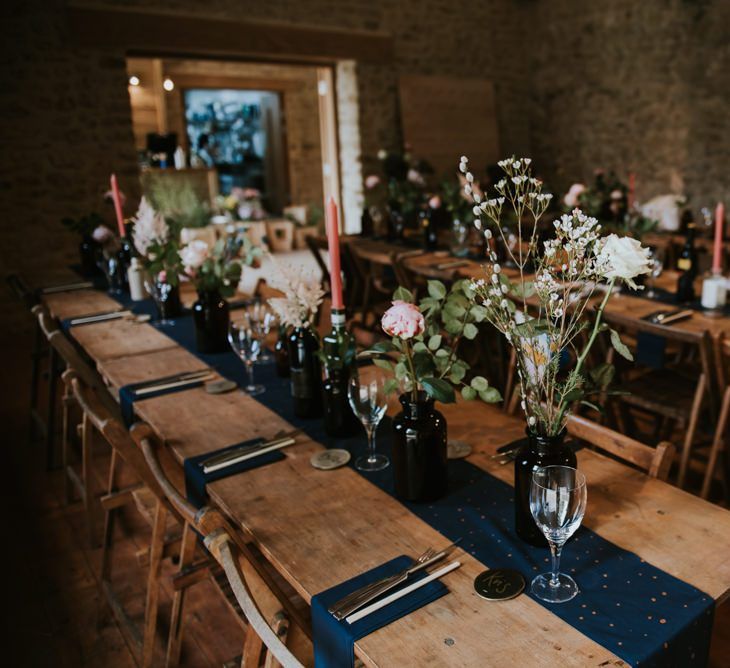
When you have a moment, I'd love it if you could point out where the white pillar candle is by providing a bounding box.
[701,275,727,310]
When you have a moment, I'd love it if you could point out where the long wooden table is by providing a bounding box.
[42,289,730,667]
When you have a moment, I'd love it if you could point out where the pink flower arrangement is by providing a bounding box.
[382,300,425,339]
[428,195,442,209]
[563,183,586,208]
[365,174,381,189]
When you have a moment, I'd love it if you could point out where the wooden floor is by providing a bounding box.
[1,291,729,667]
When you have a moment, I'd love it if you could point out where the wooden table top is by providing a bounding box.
[82,317,730,667]
[42,289,122,321]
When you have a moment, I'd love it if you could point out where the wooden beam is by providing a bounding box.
[68,4,393,64]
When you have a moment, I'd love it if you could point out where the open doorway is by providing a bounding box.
[126,56,333,221]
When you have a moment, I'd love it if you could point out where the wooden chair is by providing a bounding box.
[347,244,401,329]
[566,413,676,480]
[131,423,313,667]
[64,370,187,667]
[36,305,119,543]
[392,250,430,299]
[602,310,716,489]
[701,334,730,500]
[266,219,295,253]
[7,274,48,445]
[305,235,331,294]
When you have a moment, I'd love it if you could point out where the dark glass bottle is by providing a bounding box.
[676,223,698,303]
[192,290,230,353]
[321,309,359,437]
[288,327,323,418]
[116,236,132,292]
[79,235,99,277]
[387,204,405,241]
[514,430,577,546]
[420,210,439,250]
[274,325,290,377]
[392,392,448,502]
[360,207,374,237]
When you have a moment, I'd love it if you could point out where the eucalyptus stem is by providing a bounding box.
[403,339,419,402]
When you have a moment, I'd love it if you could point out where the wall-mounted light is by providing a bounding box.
[163,77,175,92]
[128,75,140,86]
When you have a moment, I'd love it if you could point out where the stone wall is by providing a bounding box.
[529,0,730,210]
[0,0,530,284]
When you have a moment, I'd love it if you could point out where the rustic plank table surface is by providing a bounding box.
[60,311,730,667]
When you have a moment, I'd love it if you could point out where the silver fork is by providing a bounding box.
[327,547,435,617]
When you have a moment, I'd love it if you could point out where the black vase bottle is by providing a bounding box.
[676,222,698,303]
[420,210,439,250]
[392,392,448,502]
[79,236,98,277]
[274,325,290,377]
[192,290,230,353]
[321,308,359,437]
[514,430,577,546]
[288,327,323,418]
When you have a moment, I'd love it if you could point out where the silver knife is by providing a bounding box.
[132,369,211,392]
[200,431,300,472]
[653,309,693,325]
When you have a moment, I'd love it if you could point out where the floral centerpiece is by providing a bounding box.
[217,187,267,222]
[363,149,431,239]
[267,262,326,418]
[131,196,183,319]
[363,281,502,501]
[564,170,657,240]
[459,155,651,542]
[179,235,262,353]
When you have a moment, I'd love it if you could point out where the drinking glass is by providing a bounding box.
[228,321,265,396]
[646,248,664,299]
[348,366,390,471]
[245,302,276,364]
[529,465,587,603]
[98,255,123,294]
[144,279,176,326]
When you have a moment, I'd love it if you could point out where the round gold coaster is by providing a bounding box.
[205,379,237,394]
[311,449,351,470]
[474,569,525,601]
[447,440,472,459]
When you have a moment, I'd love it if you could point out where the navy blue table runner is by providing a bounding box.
[311,555,447,668]
[110,293,714,667]
[183,438,285,508]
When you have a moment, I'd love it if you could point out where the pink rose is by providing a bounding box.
[563,183,586,208]
[382,300,425,339]
[157,270,167,283]
[428,195,442,209]
[365,174,380,189]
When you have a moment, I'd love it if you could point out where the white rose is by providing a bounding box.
[563,183,586,208]
[596,234,652,289]
[179,239,210,270]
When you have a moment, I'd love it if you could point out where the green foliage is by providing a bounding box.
[610,329,634,361]
[147,178,211,229]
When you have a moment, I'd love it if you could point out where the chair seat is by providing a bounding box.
[617,367,700,420]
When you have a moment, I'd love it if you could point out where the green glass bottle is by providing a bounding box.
[321,308,360,437]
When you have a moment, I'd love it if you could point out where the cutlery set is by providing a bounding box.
[328,541,462,624]
[646,308,694,325]
[133,369,217,398]
[40,280,95,294]
[200,431,300,473]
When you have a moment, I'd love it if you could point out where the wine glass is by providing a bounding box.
[348,366,390,472]
[646,248,664,299]
[529,465,587,603]
[245,301,276,364]
[228,321,265,396]
[144,279,176,325]
[97,254,123,294]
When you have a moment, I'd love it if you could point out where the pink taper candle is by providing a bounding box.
[110,174,126,237]
[325,196,344,310]
[627,172,635,211]
[713,202,725,274]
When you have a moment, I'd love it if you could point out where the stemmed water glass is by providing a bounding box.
[98,254,123,295]
[245,302,276,364]
[645,248,664,299]
[228,321,265,396]
[348,366,390,472]
[144,279,176,325]
[529,465,587,603]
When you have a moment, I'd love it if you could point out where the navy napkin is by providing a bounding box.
[311,555,448,668]
[183,438,285,508]
[636,331,666,369]
[119,378,206,428]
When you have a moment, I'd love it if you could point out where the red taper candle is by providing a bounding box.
[713,202,725,274]
[325,196,344,310]
[110,174,126,237]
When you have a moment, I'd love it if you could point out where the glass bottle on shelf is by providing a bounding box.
[321,308,360,437]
